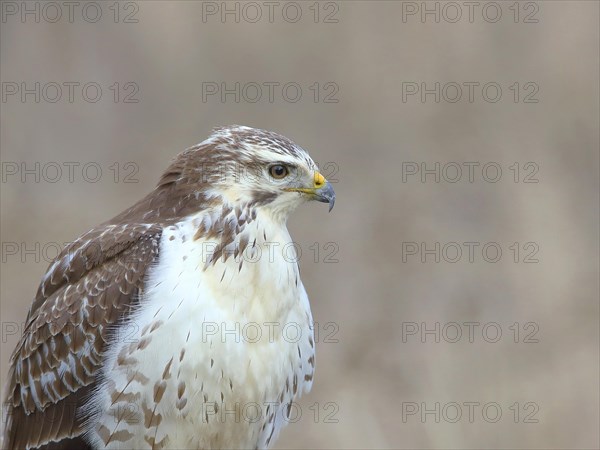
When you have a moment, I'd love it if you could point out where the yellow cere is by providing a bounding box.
[314,172,326,188]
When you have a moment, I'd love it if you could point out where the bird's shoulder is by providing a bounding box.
[3,208,167,449]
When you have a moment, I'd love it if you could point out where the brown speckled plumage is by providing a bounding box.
[2,126,330,449]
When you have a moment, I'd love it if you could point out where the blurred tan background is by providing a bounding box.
[1,1,598,448]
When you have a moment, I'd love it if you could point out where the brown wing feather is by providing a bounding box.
[2,139,219,449]
[2,225,162,449]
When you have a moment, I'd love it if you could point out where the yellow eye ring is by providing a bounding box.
[269,165,289,179]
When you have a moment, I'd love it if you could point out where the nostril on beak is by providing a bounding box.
[314,172,326,188]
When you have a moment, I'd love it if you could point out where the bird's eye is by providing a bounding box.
[269,165,289,180]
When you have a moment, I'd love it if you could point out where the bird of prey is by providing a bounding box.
[1,126,335,449]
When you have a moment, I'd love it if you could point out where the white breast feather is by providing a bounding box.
[83,210,315,449]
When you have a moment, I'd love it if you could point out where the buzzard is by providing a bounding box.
[1,126,335,449]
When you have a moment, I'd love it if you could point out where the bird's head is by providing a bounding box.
[167,126,335,222]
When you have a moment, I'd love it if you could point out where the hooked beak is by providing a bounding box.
[314,180,336,212]
[284,171,336,212]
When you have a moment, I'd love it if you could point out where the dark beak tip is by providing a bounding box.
[314,181,335,212]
